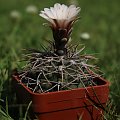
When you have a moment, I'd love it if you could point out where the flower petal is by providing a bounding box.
[50,7,57,19]
[39,13,55,25]
[44,8,54,19]
[39,3,80,28]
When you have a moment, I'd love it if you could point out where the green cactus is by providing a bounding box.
[18,3,103,93]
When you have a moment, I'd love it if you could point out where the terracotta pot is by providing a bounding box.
[13,75,109,120]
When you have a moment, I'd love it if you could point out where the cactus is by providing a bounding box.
[18,3,103,93]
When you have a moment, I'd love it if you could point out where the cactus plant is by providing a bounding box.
[18,3,103,93]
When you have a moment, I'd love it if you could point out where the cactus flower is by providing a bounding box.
[39,3,81,55]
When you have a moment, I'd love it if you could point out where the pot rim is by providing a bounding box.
[13,75,109,96]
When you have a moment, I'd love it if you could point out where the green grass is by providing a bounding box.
[0,0,120,119]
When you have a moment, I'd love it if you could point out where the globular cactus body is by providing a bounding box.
[19,3,102,93]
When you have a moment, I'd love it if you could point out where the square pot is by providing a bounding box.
[13,76,109,120]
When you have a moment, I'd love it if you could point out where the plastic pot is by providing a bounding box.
[13,75,109,120]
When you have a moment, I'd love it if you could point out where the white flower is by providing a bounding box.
[10,10,21,20]
[80,32,90,40]
[26,5,38,14]
[39,3,80,29]
[39,3,81,56]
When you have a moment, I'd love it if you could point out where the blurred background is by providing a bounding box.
[0,0,120,119]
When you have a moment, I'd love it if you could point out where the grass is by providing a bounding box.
[0,0,120,119]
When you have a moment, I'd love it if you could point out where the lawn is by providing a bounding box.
[0,0,120,119]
